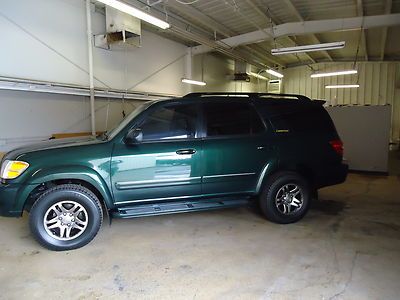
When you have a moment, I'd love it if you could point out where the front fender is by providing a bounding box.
[26,165,114,209]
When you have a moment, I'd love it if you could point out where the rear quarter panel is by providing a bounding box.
[257,101,343,187]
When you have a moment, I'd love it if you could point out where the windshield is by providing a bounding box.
[106,101,154,140]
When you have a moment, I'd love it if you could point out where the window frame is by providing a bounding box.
[200,100,268,140]
[124,101,202,144]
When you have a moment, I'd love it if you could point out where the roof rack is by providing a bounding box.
[183,92,310,101]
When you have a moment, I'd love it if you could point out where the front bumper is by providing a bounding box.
[315,163,348,189]
[0,183,24,217]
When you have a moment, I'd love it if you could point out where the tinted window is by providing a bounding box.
[204,102,265,137]
[270,108,335,133]
[139,104,197,141]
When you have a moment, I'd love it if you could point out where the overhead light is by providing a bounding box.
[311,70,357,78]
[271,41,345,56]
[325,84,360,89]
[96,0,170,29]
[181,78,206,86]
[266,69,284,78]
[247,72,269,81]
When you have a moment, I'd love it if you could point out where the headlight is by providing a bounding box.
[0,160,30,180]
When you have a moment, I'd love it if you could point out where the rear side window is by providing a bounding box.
[204,102,265,137]
[270,108,336,133]
[139,104,197,141]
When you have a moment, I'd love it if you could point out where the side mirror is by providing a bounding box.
[125,128,143,145]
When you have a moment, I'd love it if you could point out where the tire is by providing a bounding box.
[29,184,103,251]
[259,172,310,224]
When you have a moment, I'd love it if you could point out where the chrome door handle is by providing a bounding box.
[176,149,196,155]
[258,146,275,150]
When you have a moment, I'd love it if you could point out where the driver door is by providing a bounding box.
[111,102,202,206]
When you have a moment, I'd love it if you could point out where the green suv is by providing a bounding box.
[0,92,348,250]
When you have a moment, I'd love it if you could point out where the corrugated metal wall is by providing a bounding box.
[283,62,400,143]
[192,54,268,93]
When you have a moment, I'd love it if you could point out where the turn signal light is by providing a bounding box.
[0,160,30,179]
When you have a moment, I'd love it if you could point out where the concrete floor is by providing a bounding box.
[0,172,399,299]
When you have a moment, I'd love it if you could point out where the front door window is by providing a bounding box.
[139,104,198,141]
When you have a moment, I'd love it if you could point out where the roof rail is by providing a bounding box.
[183,92,310,101]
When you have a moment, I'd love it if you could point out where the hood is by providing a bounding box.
[3,136,103,161]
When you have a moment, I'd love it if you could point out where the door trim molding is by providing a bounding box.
[115,177,201,190]
[115,195,196,205]
[203,172,255,179]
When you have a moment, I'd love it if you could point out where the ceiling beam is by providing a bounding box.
[356,0,368,61]
[242,0,316,64]
[192,13,400,55]
[133,0,269,69]
[169,26,266,69]
[165,1,284,67]
[380,0,392,60]
[282,0,333,61]
[166,1,234,37]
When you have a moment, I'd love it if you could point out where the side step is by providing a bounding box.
[112,198,250,219]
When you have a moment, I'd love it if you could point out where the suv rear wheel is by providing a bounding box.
[260,172,310,224]
[29,184,103,251]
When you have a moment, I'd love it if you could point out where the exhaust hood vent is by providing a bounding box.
[233,61,251,82]
[234,73,251,82]
[95,7,141,50]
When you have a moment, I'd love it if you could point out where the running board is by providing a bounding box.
[112,198,250,218]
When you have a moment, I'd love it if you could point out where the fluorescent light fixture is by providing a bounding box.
[266,69,284,78]
[96,0,170,29]
[271,41,345,56]
[247,72,269,81]
[325,84,360,89]
[311,70,357,78]
[181,78,206,86]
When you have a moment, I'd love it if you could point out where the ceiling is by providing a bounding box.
[119,0,400,68]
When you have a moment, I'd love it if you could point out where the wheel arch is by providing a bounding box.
[255,162,316,195]
[23,166,114,213]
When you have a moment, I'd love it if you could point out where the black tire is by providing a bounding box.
[29,184,103,251]
[259,172,310,224]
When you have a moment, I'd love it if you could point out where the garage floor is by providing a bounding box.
[0,159,399,299]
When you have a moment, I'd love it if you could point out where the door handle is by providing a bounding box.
[257,146,274,150]
[176,149,196,155]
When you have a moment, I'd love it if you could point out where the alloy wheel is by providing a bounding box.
[43,200,88,241]
[275,183,304,215]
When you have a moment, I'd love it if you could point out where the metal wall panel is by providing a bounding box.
[0,89,142,152]
[0,0,188,95]
[283,62,400,143]
[326,106,391,172]
[192,54,268,93]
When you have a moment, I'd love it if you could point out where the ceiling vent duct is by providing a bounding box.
[233,61,250,82]
[94,7,141,50]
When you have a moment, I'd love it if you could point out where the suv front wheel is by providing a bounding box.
[260,172,310,224]
[29,184,103,251]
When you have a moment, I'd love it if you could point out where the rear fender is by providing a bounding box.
[255,161,280,194]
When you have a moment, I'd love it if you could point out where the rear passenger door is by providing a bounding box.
[201,101,273,197]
